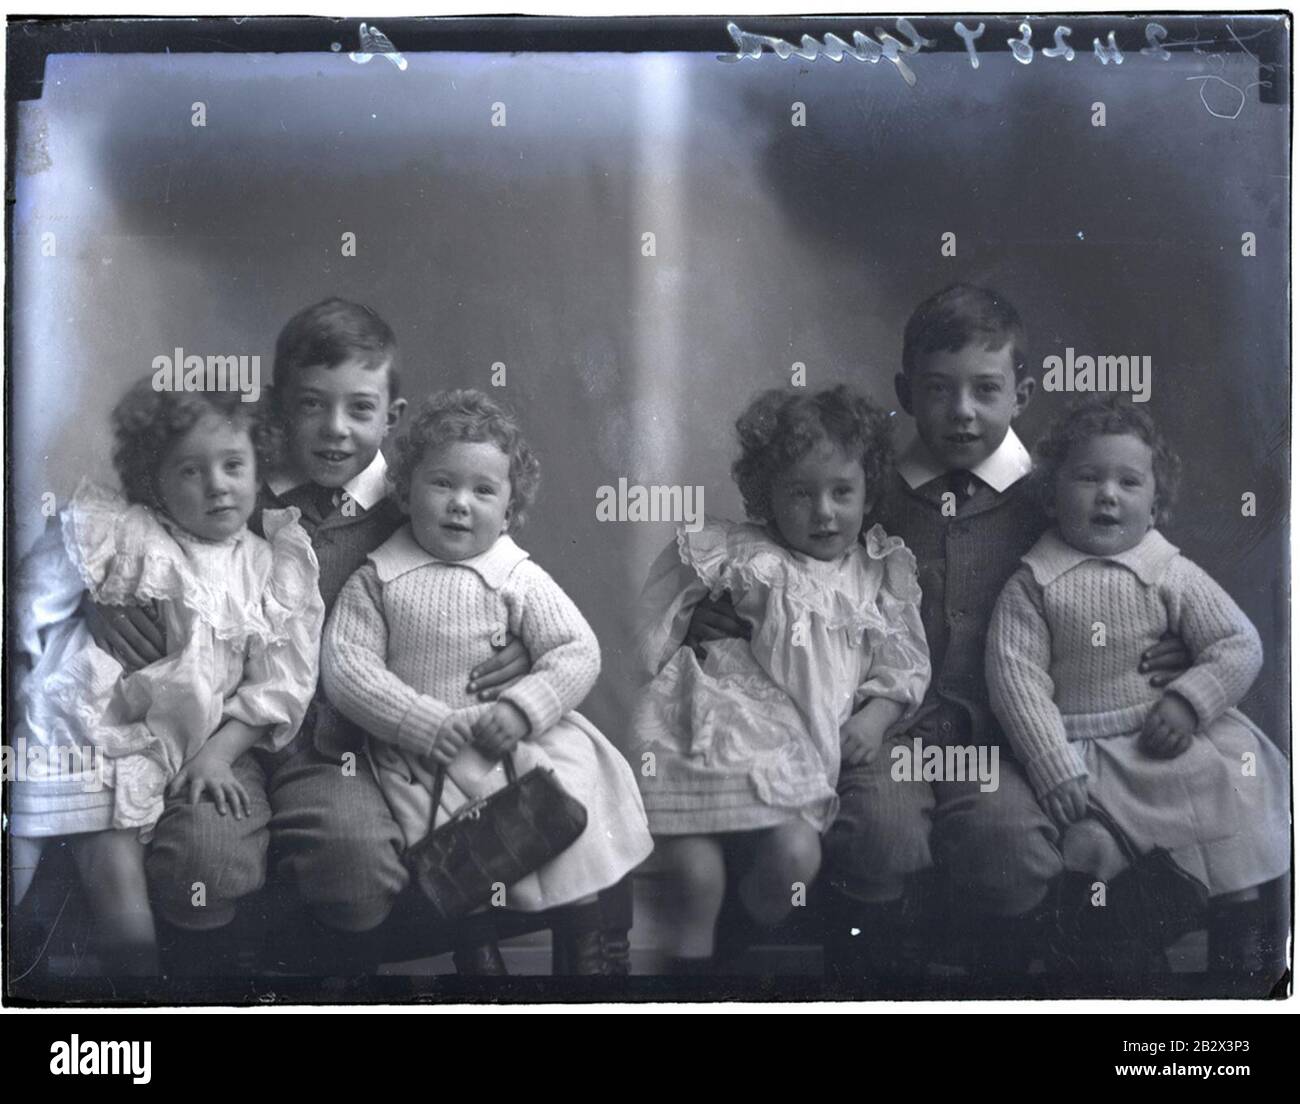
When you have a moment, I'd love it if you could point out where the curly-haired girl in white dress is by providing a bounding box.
[632,385,931,972]
[11,379,323,975]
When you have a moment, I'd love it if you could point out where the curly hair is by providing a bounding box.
[111,377,280,507]
[732,385,894,523]
[1034,395,1181,526]
[390,389,541,532]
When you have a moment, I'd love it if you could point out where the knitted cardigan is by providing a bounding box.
[986,528,1264,798]
[320,527,600,759]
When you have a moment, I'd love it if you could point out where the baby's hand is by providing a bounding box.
[840,713,886,768]
[430,714,475,768]
[1041,777,1088,829]
[168,746,250,819]
[474,700,531,760]
[1140,693,1197,759]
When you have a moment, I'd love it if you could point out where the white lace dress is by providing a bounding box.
[11,481,324,838]
[632,518,931,835]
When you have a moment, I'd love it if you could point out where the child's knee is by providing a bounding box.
[768,825,822,886]
[660,838,727,907]
[735,825,820,926]
[146,809,269,929]
[286,821,408,931]
[936,795,1063,917]
[9,836,45,908]
[73,829,147,899]
[824,784,932,901]
[1061,818,1127,881]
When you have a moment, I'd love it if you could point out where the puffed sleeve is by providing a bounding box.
[224,510,326,750]
[16,515,87,662]
[15,505,165,786]
[854,537,931,717]
[321,563,464,759]
[634,534,713,677]
[497,560,602,737]
[1160,556,1264,728]
[986,566,1088,799]
[59,480,190,607]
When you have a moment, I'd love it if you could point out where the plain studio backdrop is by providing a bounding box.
[9,29,1288,751]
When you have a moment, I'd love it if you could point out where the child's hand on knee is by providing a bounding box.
[1140,692,1197,759]
[430,714,475,767]
[169,746,251,819]
[840,698,905,767]
[840,714,885,767]
[1041,777,1088,829]
[474,700,531,760]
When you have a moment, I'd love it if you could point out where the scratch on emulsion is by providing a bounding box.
[1182,21,1276,119]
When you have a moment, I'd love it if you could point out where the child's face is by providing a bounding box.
[403,440,514,562]
[1051,432,1157,557]
[896,341,1033,472]
[282,357,406,489]
[155,412,259,542]
[770,439,868,562]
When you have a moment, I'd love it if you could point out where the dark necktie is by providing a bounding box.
[314,484,340,520]
[280,481,338,522]
[945,469,979,507]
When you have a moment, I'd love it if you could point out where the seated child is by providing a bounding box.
[632,385,931,972]
[96,301,533,978]
[11,379,323,975]
[987,396,1289,991]
[321,388,653,974]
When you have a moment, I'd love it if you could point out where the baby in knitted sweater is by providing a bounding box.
[320,389,652,973]
[986,396,1288,990]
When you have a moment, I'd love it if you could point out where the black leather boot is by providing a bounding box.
[711,887,763,971]
[823,889,921,985]
[260,915,384,979]
[452,941,509,976]
[1207,897,1284,998]
[95,938,160,978]
[965,910,1043,986]
[156,919,240,979]
[556,929,632,976]
[1047,872,1167,994]
[552,901,630,976]
[662,955,715,975]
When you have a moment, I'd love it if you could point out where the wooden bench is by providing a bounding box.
[7,837,630,996]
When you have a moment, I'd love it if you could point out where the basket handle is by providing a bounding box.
[426,749,518,842]
[1085,800,1140,864]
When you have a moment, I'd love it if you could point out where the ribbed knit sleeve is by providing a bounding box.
[986,565,1088,799]
[498,560,601,738]
[1160,557,1264,728]
[321,563,453,759]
